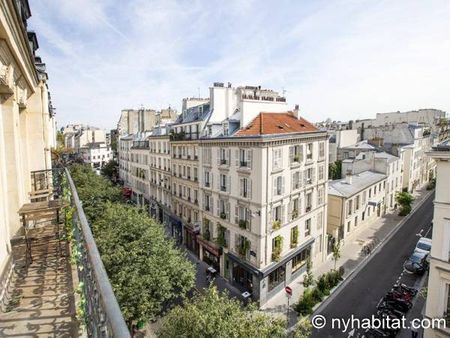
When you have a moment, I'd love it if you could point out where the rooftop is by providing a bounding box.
[342,140,376,151]
[374,151,399,163]
[328,171,387,198]
[235,112,318,136]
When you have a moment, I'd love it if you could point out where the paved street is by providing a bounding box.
[312,192,434,338]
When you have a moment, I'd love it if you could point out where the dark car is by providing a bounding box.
[403,251,428,275]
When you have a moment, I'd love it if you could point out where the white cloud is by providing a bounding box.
[28,0,450,129]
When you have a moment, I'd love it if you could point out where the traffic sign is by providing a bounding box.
[285,286,292,297]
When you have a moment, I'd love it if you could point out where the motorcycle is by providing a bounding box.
[386,289,413,302]
[381,297,411,313]
[393,283,418,296]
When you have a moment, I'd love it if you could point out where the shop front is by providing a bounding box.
[226,252,261,299]
[197,236,221,273]
[184,224,199,257]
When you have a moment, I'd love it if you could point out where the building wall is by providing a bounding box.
[0,0,55,297]
[424,151,450,338]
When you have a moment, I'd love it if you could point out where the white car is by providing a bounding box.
[414,237,432,255]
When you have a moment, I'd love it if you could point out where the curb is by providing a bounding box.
[311,189,434,316]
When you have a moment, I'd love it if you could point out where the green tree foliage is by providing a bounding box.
[69,164,195,325]
[302,257,314,288]
[328,160,342,180]
[158,287,286,338]
[332,241,341,270]
[294,316,313,338]
[56,130,65,146]
[101,159,119,181]
[395,191,414,216]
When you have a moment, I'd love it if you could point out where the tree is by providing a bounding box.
[332,241,341,270]
[395,191,414,216]
[70,164,195,328]
[56,130,65,146]
[93,202,195,327]
[294,316,313,338]
[328,160,342,180]
[158,286,286,338]
[101,159,119,181]
[302,257,314,288]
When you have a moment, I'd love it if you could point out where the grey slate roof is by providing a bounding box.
[374,152,399,163]
[328,171,387,198]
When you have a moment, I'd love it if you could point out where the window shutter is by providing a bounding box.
[299,145,304,162]
[289,146,294,163]
[240,178,244,197]
[217,149,220,165]
[248,180,252,199]
[246,209,251,230]
[227,149,231,164]
[281,205,285,224]
[273,177,277,196]
[288,201,292,220]
[226,202,230,220]
[235,149,239,166]
[291,172,295,190]
[235,205,239,224]
[282,176,285,194]
[227,176,231,192]
[247,150,253,168]
[303,170,307,185]
[272,149,276,169]
[216,198,220,216]
[312,168,316,182]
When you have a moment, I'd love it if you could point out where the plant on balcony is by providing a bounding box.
[216,224,227,248]
[272,220,281,230]
[239,219,248,230]
[292,209,299,220]
[291,227,299,248]
[220,212,227,220]
[293,155,300,163]
[158,286,286,338]
[238,238,250,257]
[272,235,283,261]
[203,228,211,241]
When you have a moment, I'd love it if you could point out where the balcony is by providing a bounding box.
[0,169,130,337]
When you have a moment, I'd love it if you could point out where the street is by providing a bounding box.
[312,192,434,338]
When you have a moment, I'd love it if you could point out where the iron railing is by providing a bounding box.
[64,168,130,337]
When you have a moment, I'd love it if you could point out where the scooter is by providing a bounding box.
[384,293,412,308]
[386,289,413,302]
[381,297,411,313]
[393,283,418,296]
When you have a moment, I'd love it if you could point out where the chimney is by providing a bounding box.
[345,170,353,185]
[293,104,300,119]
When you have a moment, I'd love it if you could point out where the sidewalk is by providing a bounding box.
[261,187,432,322]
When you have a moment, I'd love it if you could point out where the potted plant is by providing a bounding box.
[220,212,227,220]
[272,235,283,261]
[292,209,298,220]
[239,219,248,229]
[272,220,281,230]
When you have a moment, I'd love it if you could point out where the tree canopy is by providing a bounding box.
[69,164,195,325]
[158,286,286,338]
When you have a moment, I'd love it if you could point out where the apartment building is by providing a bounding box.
[328,129,359,162]
[0,0,56,304]
[424,140,450,338]
[342,151,403,212]
[365,123,435,192]
[198,112,328,304]
[78,142,112,168]
[327,171,387,244]
[117,107,177,135]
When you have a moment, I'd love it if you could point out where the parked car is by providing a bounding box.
[414,237,432,255]
[403,251,428,275]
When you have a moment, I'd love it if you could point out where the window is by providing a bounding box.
[292,247,310,273]
[305,167,314,185]
[362,191,367,205]
[306,192,312,212]
[318,165,324,181]
[291,198,300,220]
[355,195,360,211]
[354,216,358,227]
[292,171,301,190]
[273,205,283,223]
[319,142,325,158]
[289,145,303,164]
[306,143,313,160]
[347,221,351,232]
[268,265,285,291]
[220,148,227,164]
[220,174,227,192]
[274,176,284,196]
[238,149,252,168]
[317,211,323,230]
[240,177,251,198]
[362,211,365,221]
[318,187,324,205]
[305,219,311,236]
[347,200,353,215]
[272,148,283,170]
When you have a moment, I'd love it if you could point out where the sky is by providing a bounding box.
[29,0,450,130]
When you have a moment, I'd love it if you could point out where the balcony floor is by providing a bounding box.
[0,227,79,337]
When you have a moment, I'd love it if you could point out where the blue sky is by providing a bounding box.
[29,0,450,130]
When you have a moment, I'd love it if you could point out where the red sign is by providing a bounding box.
[285,286,292,297]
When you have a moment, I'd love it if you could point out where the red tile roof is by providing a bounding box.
[235,112,318,136]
